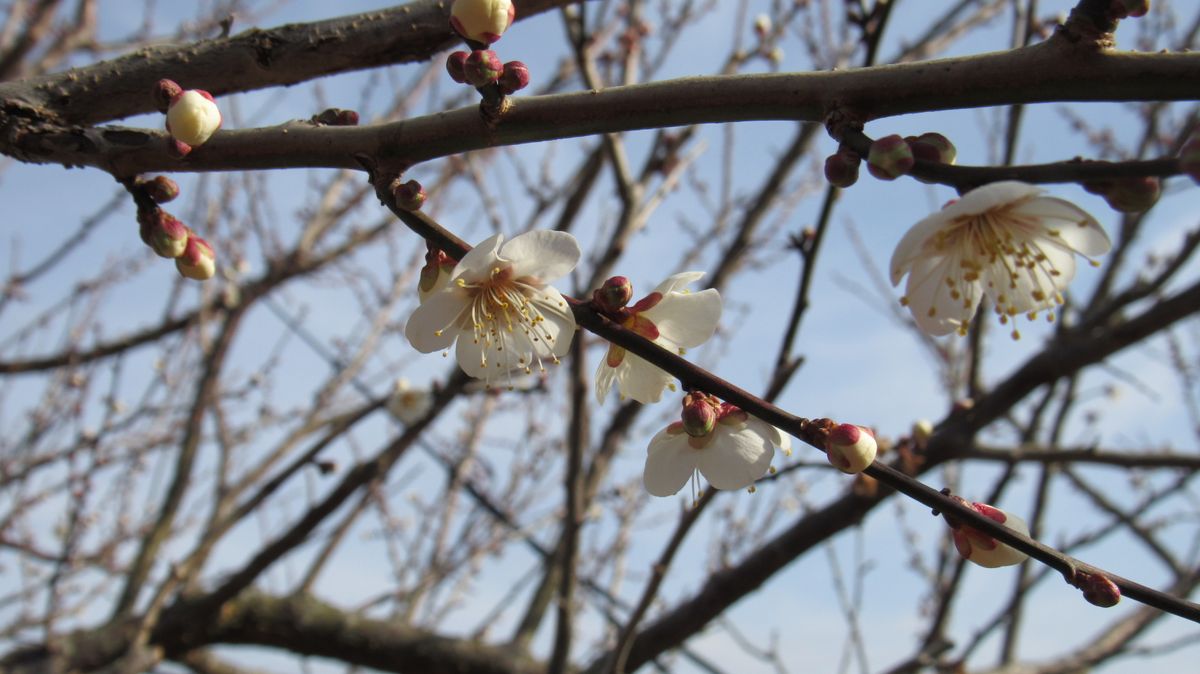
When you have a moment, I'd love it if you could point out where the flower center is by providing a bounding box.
[458,265,559,375]
[927,203,1070,337]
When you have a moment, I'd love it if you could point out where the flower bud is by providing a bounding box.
[1103,176,1161,213]
[141,176,180,203]
[1179,136,1200,185]
[753,14,772,39]
[766,47,785,66]
[499,61,530,95]
[313,108,359,126]
[867,134,914,180]
[1109,0,1150,19]
[593,276,633,313]
[451,0,515,44]
[464,49,503,87]
[824,150,860,188]
[911,419,934,448]
[176,234,216,281]
[168,138,192,159]
[392,179,426,211]
[166,89,222,147]
[681,392,719,438]
[825,423,877,474]
[949,499,1029,568]
[1076,571,1121,608]
[143,211,190,259]
[446,51,470,83]
[419,247,455,303]
[908,132,957,165]
[154,79,183,113]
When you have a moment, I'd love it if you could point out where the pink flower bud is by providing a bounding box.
[451,0,515,44]
[1179,137,1200,184]
[1102,176,1160,213]
[169,138,192,159]
[176,234,216,281]
[154,79,183,113]
[824,150,860,188]
[907,132,957,165]
[392,179,426,211]
[825,423,877,474]
[948,499,1030,568]
[867,134,914,180]
[464,49,503,87]
[593,276,633,313]
[446,51,470,83]
[681,392,719,438]
[499,61,530,95]
[1109,0,1150,19]
[142,211,190,259]
[141,176,180,203]
[1076,571,1121,608]
[166,89,222,147]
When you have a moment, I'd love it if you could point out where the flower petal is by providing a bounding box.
[651,271,706,295]
[642,289,722,349]
[405,288,469,352]
[903,254,982,336]
[451,232,505,282]
[594,358,621,403]
[1017,197,1111,257]
[502,230,582,281]
[696,426,774,491]
[890,210,951,285]
[531,286,577,359]
[947,181,1042,218]
[619,352,674,404]
[644,429,697,497]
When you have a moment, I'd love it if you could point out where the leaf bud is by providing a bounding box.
[392,179,427,211]
[593,276,633,313]
[867,134,915,180]
[446,51,470,83]
[499,61,530,95]
[1076,571,1121,608]
[824,149,861,188]
[464,49,503,87]
[141,176,180,203]
[1102,176,1161,213]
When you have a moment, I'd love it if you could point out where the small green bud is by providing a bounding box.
[867,134,914,180]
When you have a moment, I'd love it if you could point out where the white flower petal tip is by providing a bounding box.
[404,230,580,387]
[825,423,877,474]
[643,394,787,497]
[889,181,1110,338]
[451,0,515,44]
[593,272,722,404]
[166,89,222,147]
[949,500,1030,569]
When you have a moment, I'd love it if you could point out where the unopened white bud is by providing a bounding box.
[825,423,877,474]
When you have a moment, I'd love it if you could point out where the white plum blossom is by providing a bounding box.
[595,272,722,404]
[405,231,579,386]
[949,499,1030,568]
[387,379,433,424]
[450,0,515,44]
[890,181,1110,338]
[643,393,791,497]
[166,89,222,147]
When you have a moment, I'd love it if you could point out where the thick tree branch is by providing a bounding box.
[5,41,1199,174]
